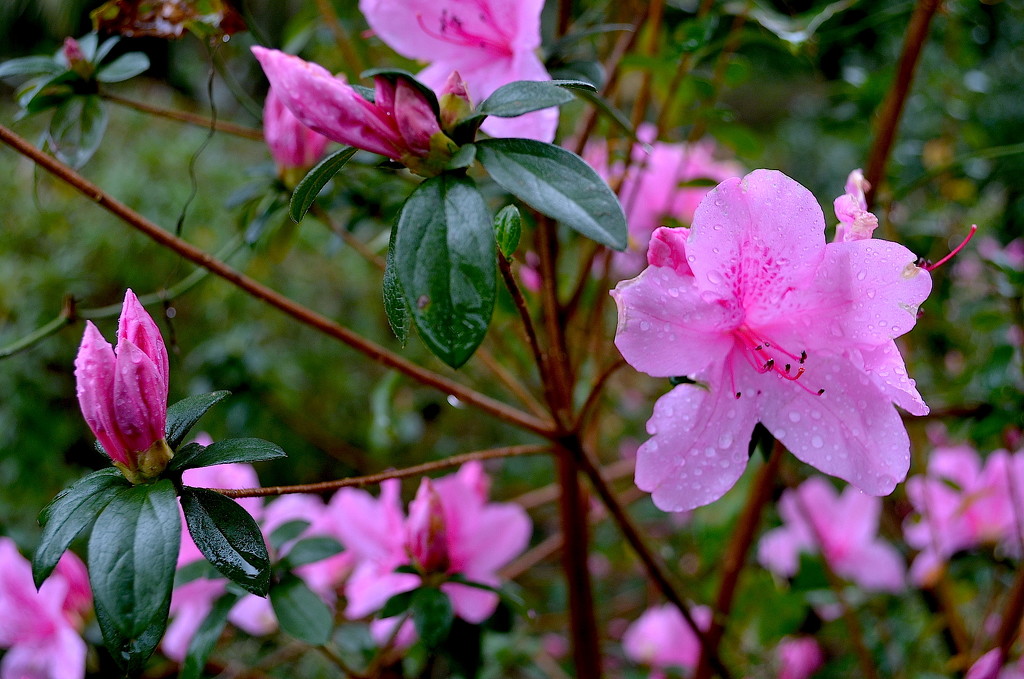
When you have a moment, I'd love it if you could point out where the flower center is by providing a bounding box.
[416,8,514,57]
[732,326,825,398]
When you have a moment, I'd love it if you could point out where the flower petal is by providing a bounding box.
[327,480,406,562]
[854,341,928,415]
[74,322,126,464]
[112,337,167,455]
[837,540,905,592]
[117,289,169,396]
[757,526,804,579]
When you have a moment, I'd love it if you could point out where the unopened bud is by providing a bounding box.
[62,37,93,79]
[439,71,473,133]
[405,478,449,573]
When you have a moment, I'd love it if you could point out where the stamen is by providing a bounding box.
[817,389,825,395]
[415,12,512,55]
[733,325,819,394]
[923,224,978,272]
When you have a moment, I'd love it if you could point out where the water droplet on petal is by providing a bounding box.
[811,435,824,449]
[788,411,801,423]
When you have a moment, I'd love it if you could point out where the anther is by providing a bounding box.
[763,358,775,372]
[799,351,807,364]
[735,392,742,399]
[817,389,825,395]
[785,364,791,373]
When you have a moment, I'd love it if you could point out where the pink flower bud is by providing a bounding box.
[74,289,171,482]
[263,85,329,177]
[61,37,85,66]
[833,168,878,242]
[439,71,472,132]
[405,478,449,573]
[392,78,442,157]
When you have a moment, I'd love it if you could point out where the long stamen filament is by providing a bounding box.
[415,12,512,55]
[733,327,821,396]
[923,224,978,272]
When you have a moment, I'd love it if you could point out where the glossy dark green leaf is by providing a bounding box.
[281,536,344,569]
[475,81,575,120]
[380,589,415,618]
[0,56,62,79]
[493,205,522,259]
[270,576,333,645]
[47,95,107,168]
[180,591,240,679]
[475,138,627,250]
[445,143,477,170]
[410,587,454,648]
[165,390,230,450]
[289,146,357,222]
[383,225,411,345]
[171,437,286,472]
[393,173,496,368]
[33,467,129,587]
[88,480,180,639]
[96,52,149,82]
[180,487,271,596]
[94,594,166,674]
[268,519,310,551]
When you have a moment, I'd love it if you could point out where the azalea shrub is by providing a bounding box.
[0,1,1022,679]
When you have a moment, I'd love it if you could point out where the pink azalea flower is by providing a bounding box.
[776,635,825,679]
[358,0,555,141]
[263,85,329,174]
[251,47,446,164]
[329,461,531,624]
[586,124,743,275]
[74,289,172,483]
[0,538,90,679]
[621,603,712,675]
[967,649,1024,679]
[758,477,905,592]
[904,444,1024,586]
[611,169,932,511]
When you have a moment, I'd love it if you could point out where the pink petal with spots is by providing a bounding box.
[855,341,929,416]
[117,289,169,394]
[112,338,167,455]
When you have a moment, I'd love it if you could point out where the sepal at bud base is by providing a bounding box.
[113,437,174,484]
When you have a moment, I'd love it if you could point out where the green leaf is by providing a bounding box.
[18,71,76,113]
[289,146,358,222]
[88,480,181,640]
[475,138,627,250]
[383,226,411,345]
[94,36,120,64]
[96,52,150,82]
[268,519,310,551]
[174,558,220,588]
[475,81,575,120]
[445,143,477,170]
[46,95,108,168]
[393,173,496,368]
[165,390,231,450]
[170,437,286,472]
[380,589,415,618]
[180,591,240,679]
[0,55,62,79]
[410,587,454,649]
[180,487,271,596]
[270,576,334,645]
[94,594,166,674]
[493,205,522,259]
[281,536,344,569]
[33,467,129,587]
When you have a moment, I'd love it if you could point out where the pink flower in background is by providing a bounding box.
[612,169,932,511]
[0,538,91,679]
[263,85,329,173]
[904,444,1024,586]
[74,289,172,482]
[621,603,711,677]
[358,0,555,141]
[833,168,878,242]
[967,649,1024,679]
[586,124,743,275]
[758,477,905,592]
[252,47,445,163]
[776,636,825,679]
[329,461,531,624]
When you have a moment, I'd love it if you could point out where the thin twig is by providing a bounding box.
[312,206,386,269]
[0,123,554,438]
[101,92,264,140]
[474,347,549,419]
[317,643,365,679]
[314,0,367,79]
[214,444,551,498]
[574,358,627,430]
[498,254,552,401]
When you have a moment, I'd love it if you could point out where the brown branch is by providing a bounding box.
[101,92,263,140]
[498,254,552,403]
[694,441,785,679]
[863,0,942,210]
[574,358,627,430]
[213,444,552,498]
[0,123,553,438]
[313,0,367,79]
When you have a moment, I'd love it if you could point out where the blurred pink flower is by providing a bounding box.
[611,170,932,511]
[252,47,445,163]
[758,478,905,592]
[263,85,329,173]
[358,0,555,141]
[776,636,825,679]
[74,289,171,483]
[621,603,711,675]
[904,444,1024,586]
[0,538,91,679]
[967,649,1024,679]
[329,461,531,624]
[587,125,742,275]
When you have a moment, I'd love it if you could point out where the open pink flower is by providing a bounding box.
[0,538,91,679]
[252,47,446,165]
[776,636,825,679]
[74,289,172,482]
[263,85,329,174]
[329,461,531,624]
[358,0,555,141]
[758,477,905,592]
[621,603,711,676]
[904,444,1024,585]
[968,649,1024,679]
[612,170,932,511]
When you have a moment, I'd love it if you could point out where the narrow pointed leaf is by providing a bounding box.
[268,519,310,551]
[0,56,62,79]
[165,390,231,449]
[171,437,286,472]
[180,591,240,679]
[47,95,108,168]
[475,138,627,250]
[475,80,575,119]
[270,576,333,645]
[33,467,129,587]
[96,52,149,82]
[383,226,411,345]
[393,174,496,368]
[88,480,180,639]
[493,205,522,259]
[180,486,271,596]
[281,536,343,569]
[289,146,358,222]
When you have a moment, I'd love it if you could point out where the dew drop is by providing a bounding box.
[856,270,867,281]
[788,411,801,423]
[718,432,734,448]
[811,435,824,449]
